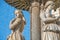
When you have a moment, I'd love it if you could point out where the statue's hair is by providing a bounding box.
[45,1,55,9]
[14,9,25,19]
[14,9,22,14]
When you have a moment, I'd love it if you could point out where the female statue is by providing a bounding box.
[40,1,60,40]
[7,10,26,40]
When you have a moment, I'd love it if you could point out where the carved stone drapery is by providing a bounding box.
[40,1,60,40]
[7,10,25,40]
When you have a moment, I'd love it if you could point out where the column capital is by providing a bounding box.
[31,2,40,8]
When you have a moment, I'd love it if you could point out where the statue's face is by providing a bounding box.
[15,11,21,18]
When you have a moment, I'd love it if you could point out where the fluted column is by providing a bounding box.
[30,2,41,40]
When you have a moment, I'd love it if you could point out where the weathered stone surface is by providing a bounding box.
[40,1,60,40]
[7,10,25,40]
[30,2,41,40]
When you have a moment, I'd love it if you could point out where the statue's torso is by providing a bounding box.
[41,9,60,40]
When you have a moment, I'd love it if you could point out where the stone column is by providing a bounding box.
[30,2,41,40]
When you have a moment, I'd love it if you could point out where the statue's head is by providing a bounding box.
[45,1,55,10]
[14,9,22,18]
[15,9,22,14]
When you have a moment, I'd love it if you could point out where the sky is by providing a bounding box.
[0,0,30,40]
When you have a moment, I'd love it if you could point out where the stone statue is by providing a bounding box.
[7,10,26,40]
[40,1,60,40]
